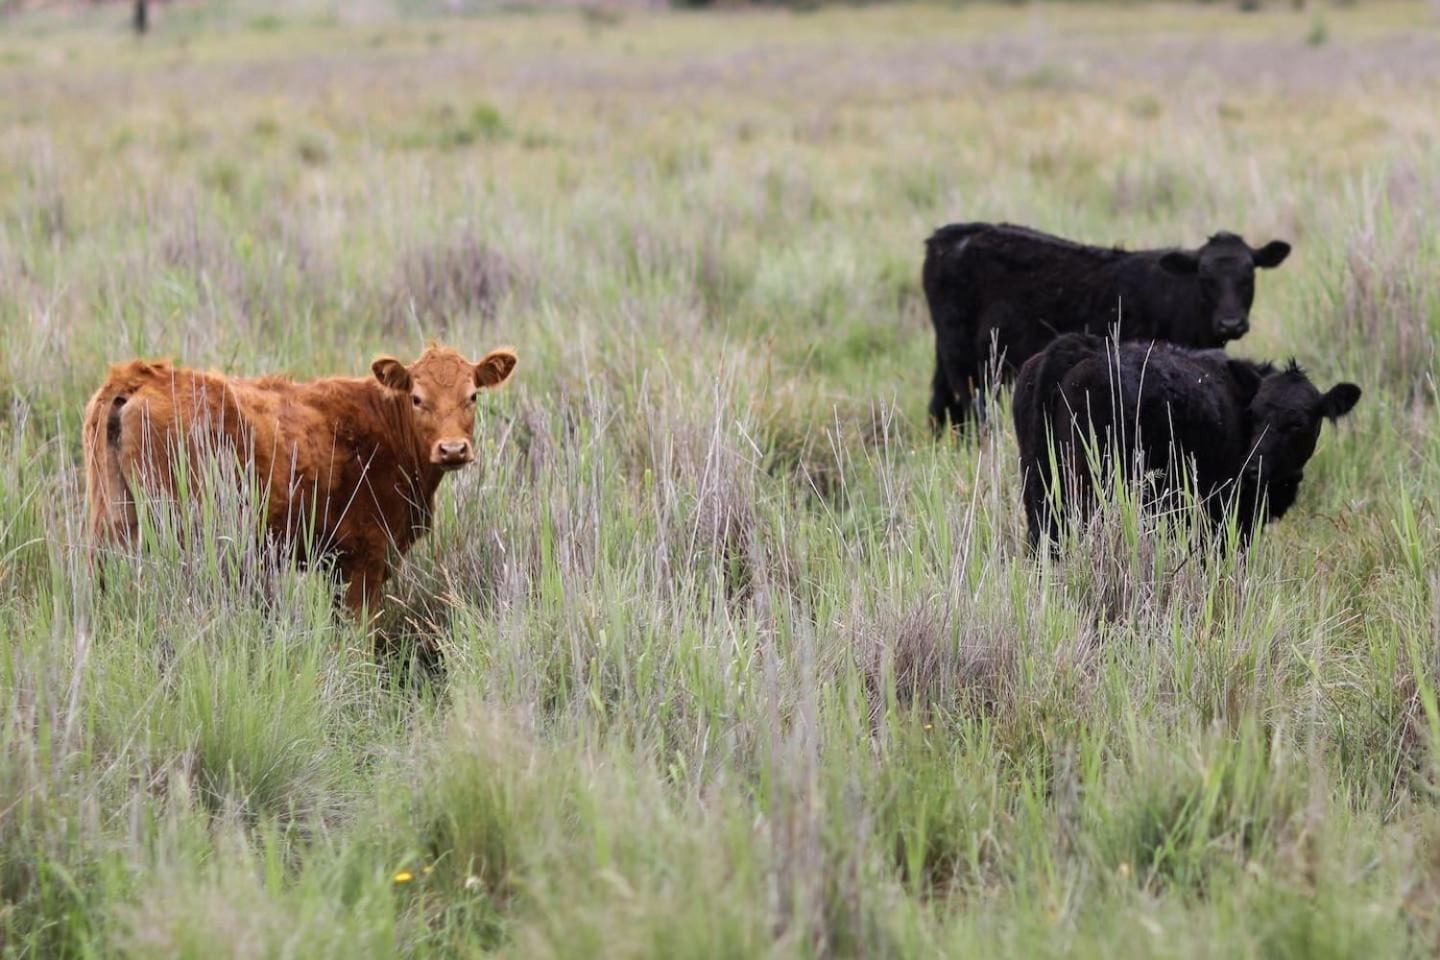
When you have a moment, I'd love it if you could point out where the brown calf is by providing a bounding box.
[82,344,518,617]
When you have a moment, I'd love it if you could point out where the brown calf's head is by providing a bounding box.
[371,344,518,469]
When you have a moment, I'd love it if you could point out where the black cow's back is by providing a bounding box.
[1014,335,1253,545]
[924,222,1221,432]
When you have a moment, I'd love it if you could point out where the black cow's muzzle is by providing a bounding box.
[1216,317,1249,339]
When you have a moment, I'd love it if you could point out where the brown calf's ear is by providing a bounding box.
[1317,383,1361,421]
[474,348,518,389]
[1252,240,1292,269]
[372,357,412,392]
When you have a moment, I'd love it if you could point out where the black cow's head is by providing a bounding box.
[1160,233,1291,342]
[1228,359,1360,520]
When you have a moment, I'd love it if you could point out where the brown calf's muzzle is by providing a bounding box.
[432,439,475,469]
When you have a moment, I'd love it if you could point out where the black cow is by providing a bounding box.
[922,223,1292,430]
[1012,334,1360,547]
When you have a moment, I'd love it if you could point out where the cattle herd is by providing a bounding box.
[925,222,1360,548]
[82,220,1361,620]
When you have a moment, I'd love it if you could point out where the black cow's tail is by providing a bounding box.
[923,223,992,433]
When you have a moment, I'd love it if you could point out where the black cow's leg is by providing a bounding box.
[929,351,954,436]
[972,313,1016,431]
[939,353,977,431]
[1023,487,1044,551]
[1022,465,1059,551]
[950,384,975,431]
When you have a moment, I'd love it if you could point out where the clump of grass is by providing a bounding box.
[385,232,511,335]
[870,722,1004,896]
[411,702,561,904]
[859,601,1020,722]
[1110,158,1187,216]
[295,130,332,166]
[149,195,331,349]
[395,101,510,152]
[692,228,751,320]
[116,819,398,959]
[1309,165,1438,401]
[250,115,280,141]
[1084,724,1307,893]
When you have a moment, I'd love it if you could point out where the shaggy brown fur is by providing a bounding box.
[83,344,517,618]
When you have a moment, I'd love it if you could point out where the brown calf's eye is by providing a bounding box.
[469,391,479,404]
[411,395,423,408]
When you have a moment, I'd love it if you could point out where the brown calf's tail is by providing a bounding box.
[82,376,139,555]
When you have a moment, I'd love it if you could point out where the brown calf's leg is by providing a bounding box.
[341,561,388,625]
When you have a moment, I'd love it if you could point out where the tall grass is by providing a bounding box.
[2,1,1440,955]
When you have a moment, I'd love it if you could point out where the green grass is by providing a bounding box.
[2,1,1440,956]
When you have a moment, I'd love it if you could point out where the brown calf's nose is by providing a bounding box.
[435,440,473,463]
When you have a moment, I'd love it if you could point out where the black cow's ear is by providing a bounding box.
[1159,251,1199,275]
[1227,358,1265,402]
[1252,240,1292,269]
[1316,383,1361,421]
[372,357,412,392]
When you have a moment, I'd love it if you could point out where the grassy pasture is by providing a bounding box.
[2,1,1440,955]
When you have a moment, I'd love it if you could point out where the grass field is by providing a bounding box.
[3,1,1440,955]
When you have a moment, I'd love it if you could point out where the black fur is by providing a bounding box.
[922,222,1291,430]
[1012,334,1360,547]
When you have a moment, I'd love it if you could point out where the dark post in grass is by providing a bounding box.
[133,0,148,35]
